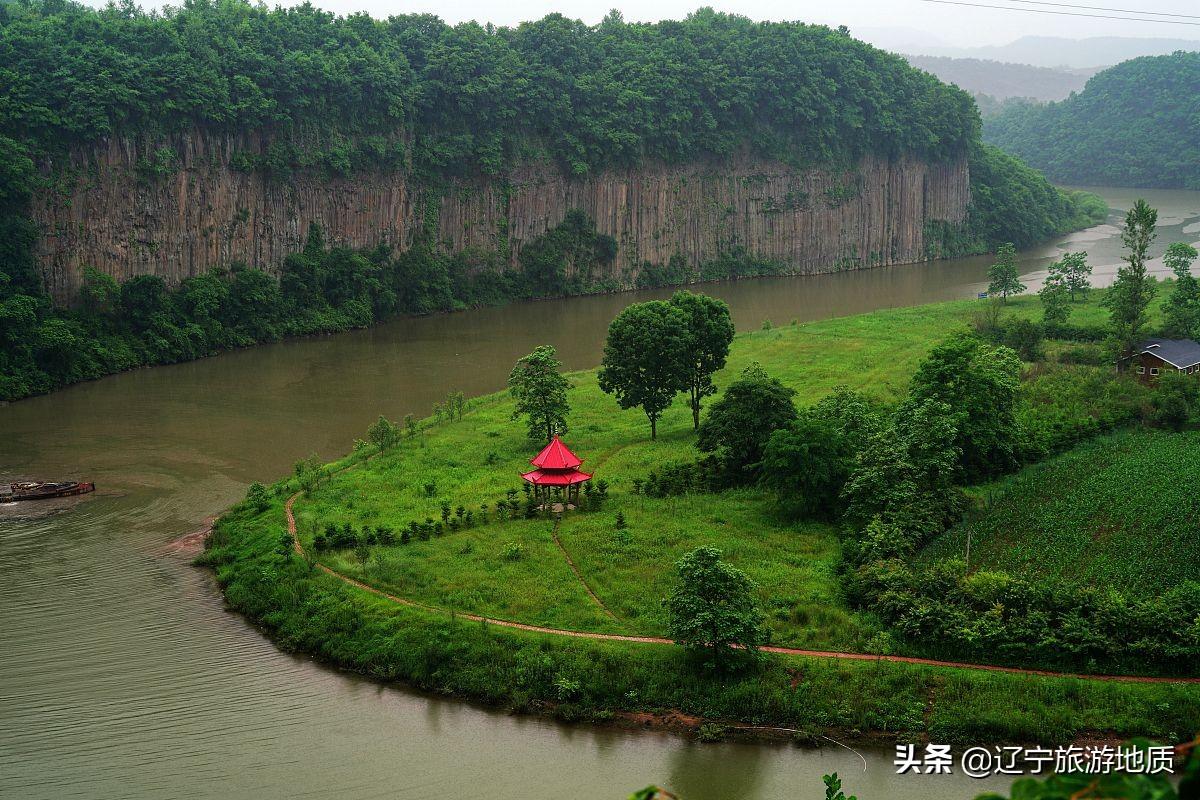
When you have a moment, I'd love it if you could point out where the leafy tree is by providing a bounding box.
[1151,371,1199,432]
[669,291,735,429]
[245,482,271,511]
[508,345,570,442]
[1039,272,1070,325]
[598,301,690,439]
[759,413,854,521]
[1054,251,1092,301]
[842,399,964,558]
[906,331,1023,480]
[366,415,401,451]
[696,363,797,482]
[986,243,1025,302]
[666,546,766,667]
[1104,199,1158,352]
[1162,242,1200,340]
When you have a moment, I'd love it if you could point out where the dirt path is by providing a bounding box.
[550,515,618,620]
[285,493,1200,685]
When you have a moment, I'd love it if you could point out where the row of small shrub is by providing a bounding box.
[310,481,615,553]
[631,461,717,498]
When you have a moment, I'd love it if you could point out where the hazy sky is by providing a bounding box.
[97,0,1200,47]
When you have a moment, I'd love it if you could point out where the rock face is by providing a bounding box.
[32,129,970,302]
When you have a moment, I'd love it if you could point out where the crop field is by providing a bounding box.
[920,430,1200,593]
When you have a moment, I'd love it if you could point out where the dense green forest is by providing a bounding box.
[0,0,1101,401]
[0,0,976,172]
[984,51,1200,189]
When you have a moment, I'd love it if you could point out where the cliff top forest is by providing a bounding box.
[0,0,977,177]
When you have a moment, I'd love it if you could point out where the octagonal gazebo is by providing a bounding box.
[520,436,592,509]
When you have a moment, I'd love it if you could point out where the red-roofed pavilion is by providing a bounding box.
[521,436,592,508]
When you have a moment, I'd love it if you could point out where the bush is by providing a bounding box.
[1151,371,1200,431]
[245,482,270,511]
[500,542,524,561]
[853,558,1200,674]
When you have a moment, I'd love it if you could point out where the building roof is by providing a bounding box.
[529,436,583,470]
[1132,338,1200,369]
[521,468,593,486]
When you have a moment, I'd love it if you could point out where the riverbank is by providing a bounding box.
[204,293,1200,746]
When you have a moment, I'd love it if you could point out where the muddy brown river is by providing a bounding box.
[2,187,1197,799]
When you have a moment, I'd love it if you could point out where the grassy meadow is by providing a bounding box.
[292,291,1162,651]
[204,287,1200,745]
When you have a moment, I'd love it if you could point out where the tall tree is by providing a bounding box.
[1162,242,1200,340]
[666,546,766,669]
[669,291,735,430]
[906,331,1023,481]
[1103,199,1158,352]
[1039,272,1070,325]
[598,301,690,439]
[1056,251,1092,302]
[986,243,1025,302]
[366,415,401,452]
[841,399,964,555]
[508,345,570,442]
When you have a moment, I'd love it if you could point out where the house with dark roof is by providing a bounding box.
[1116,338,1200,384]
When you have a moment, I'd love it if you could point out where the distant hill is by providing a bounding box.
[984,52,1200,189]
[911,35,1200,69]
[904,55,1095,102]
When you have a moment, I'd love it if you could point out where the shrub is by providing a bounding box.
[245,482,270,511]
[1151,371,1199,431]
[500,542,524,561]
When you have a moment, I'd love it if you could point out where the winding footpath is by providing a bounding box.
[285,493,1200,685]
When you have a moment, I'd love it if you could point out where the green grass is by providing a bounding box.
[293,291,1169,651]
[203,493,1200,746]
[205,289,1200,745]
[920,430,1200,594]
[294,298,1021,651]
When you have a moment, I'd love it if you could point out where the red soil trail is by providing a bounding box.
[284,493,1200,685]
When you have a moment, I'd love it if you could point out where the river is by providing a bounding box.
[2,187,1197,800]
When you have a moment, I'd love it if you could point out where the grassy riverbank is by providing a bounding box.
[205,491,1200,746]
[206,290,1199,745]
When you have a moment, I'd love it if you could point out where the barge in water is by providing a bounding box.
[0,481,95,503]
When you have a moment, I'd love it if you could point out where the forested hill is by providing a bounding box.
[984,51,1200,189]
[0,1,1102,402]
[0,2,975,176]
[903,55,1093,103]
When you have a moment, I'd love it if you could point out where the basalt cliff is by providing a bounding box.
[32,130,970,302]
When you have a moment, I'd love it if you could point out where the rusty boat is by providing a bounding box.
[0,481,96,503]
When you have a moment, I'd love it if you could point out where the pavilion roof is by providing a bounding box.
[530,436,583,470]
[521,468,592,486]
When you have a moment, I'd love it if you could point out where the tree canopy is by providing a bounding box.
[986,243,1024,302]
[666,546,766,667]
[1103,199,1158,352]
[906,330,1023,481]
[598,300,691,439]
[508,345,570,442]
[696,362,798,481]
[0,2,977,175]
[669,290,735,430]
